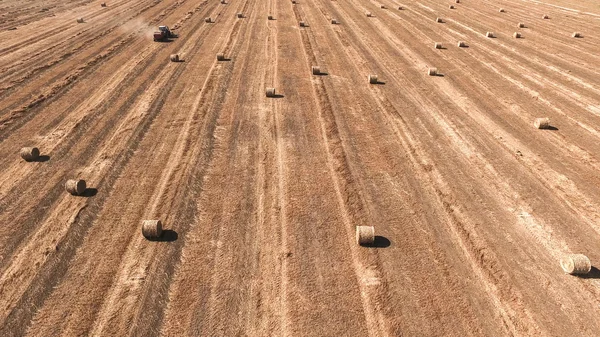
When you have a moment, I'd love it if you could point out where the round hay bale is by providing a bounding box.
[381,5,386,9]
[436,17,443,23]
[513,32,522,38]
[449,5,455,9]
[486,31,495,38]
[331,19,337,24]
[356,226,375,246]
[518,22,525,28]
[268,15,274,20]
[76,18,84,23]
[292,0,296,3]
[398,6,403,10]
[20,147,40,161]
[299,21,306,27]
[142,220,163,239]
[457,41,466,47]
[366,12,372,17]
[101,2,107,7]
[572,32,581,38]
[368,74,378,84]
[542,14,549,19]
[221,0,226,3]
[237,13,243,18]
[499,8,505,13]
[455,0,460,3]
[312,66,320,75]
[428,68,438,76]
[560,254,591,275]
[216,53,225,61]
[434,42,442,49]
[65,179,86,196]
[533,117,550,129]
[266,88,276,97]
[205,17,212,23]
[170,54,179,62]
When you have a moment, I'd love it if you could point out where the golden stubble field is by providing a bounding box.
[0,0,599,335]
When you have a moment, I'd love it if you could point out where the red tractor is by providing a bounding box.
[153,26,178,42]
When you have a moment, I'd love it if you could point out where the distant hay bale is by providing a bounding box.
[299,21,306,27]
[142,220,163,239]
[221,0,226,3]
[499,8,505,13]
[237,13,243,18]
[76,18,84,23]
[449,5,455,9]
[20,147,40,161]
[434,42,442,49]
[101,2,107,7]
[356,226,375,245]
[455,0,460,3]
[268,15,274,20]
[266,88,276,97]
[513,32,522,38]
[486,31,495,38]
[368,74,378,84]
[292,0,296,3]
[331,19,337,24]
[381,5,386,9]
[457,41,466,47]
[65,179,86,196]
[312,66,320,75]
[542,14,549,19]
[518,22,525,28]
[216,53,225,61]
[533,117,550,129]
[398,6,403,10]
[572,32,581,38]
[428,67,438,76]
[436,17,443,23]
[170,54,179,62]
[560,254,592,275]
[366,12,372,17]
[205,17,212,23]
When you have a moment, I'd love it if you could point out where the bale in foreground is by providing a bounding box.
[170,54,179,62]
[65,179,86,196]
[312,66,320,75]
[266,88,276,97]
[560,254,592,275]
[142,220,163,239]
[534,117,550,129]
[20,147,40,161]
[368,74,378,84]
[356,226,375,245]
[217,53,225,61]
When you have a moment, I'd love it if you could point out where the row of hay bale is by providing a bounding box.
[19,147,166,240]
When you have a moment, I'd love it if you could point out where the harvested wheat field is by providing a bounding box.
[1,0,600,335]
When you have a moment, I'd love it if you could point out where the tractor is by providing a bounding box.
[153,26,178,42]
